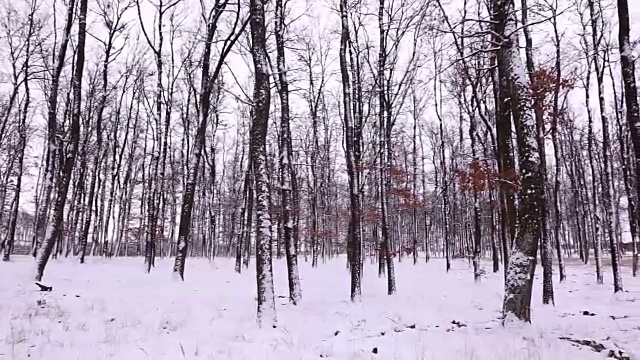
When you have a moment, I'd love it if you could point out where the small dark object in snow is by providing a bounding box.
[36,299,46,306]
[451,320,467,328]
[108,318,115,322]
[380,331,386,336]
[334,330,340,336]
[407,324,416,329]
[75,295,80,298]
[608,349,631,360]
[272,325,277,329]
[35,282,52,292]
[582,310,596,316]
[609,315,629,320]
[559,337,606,352]
[372,347,378,354]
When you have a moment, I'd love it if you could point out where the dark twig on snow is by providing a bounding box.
[559,337,630,359]
[35,282,52,291]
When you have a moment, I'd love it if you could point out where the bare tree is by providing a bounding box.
[250,0,277,326]
[2,0,38,262]
[79,0,132,263]
[172,0,248,280]
[35,0,88,281]
[274,0,302,303]
[587,0,622,292]
[339,0,363,301]
[136,0,182,271]
[616,0,639,277]
[496,0,544,323]
[377,0,396,295]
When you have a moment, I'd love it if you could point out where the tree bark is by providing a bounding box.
[496,0,543,323]
[588,0,623,292]
[617,0,640,277]
[275,0,302,304]
[250,0,277,326]
[35,0,87,281]
[378,0,396,295]
[340,0,363,301]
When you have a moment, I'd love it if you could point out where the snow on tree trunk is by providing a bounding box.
[585,80,603,284]
[236,169,251,274]
[32,0,76,261]
[549,4,566,283]
[378,0,396,295]
[250,0,277,326]
[521,0,553,304]
[588,0,623,292]
[172,16,215,281]
[541,231,554,304]
[35,0,86,281]
[339,0,362,301]
[173,136,202,280]
[275,0,302,304]
[493,29,516,273]
[617,0,640,278]
[172,4,246,279]
[437,92,451,273]
[496,0,543,323]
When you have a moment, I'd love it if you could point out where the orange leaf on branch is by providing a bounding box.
[456,160,520,194]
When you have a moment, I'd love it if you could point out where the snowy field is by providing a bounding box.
[1,257,639,360]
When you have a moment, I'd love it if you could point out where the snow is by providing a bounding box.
[504,251,535,295]
[1,256,639,359]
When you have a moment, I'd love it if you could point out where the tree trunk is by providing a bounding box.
[250,0,277,326]
[378,0,396,295]
[588,0,623,292]
[275,0,302,304]
[617,0,640,277]
[340,0,363,301]
[35,0,86,281]
[496,0,543,323]
[172,3,247,279]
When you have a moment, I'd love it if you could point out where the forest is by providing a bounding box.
[0,0,639,349]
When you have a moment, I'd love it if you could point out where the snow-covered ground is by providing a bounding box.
[1,256,639,359]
